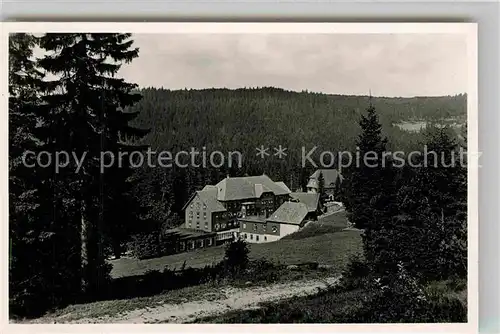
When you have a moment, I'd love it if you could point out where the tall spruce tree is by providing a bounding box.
[394,125,467,281]
[8,33,41,239]
[344,102,398,271]
[299,167,309,192]
[345,103,391,229]
[9,33,49,316]
[131,165,174,230]
[37,33,148,296]
[317,171,326,202]
[9,33,41,259]
[421,124,467,279]
[333,175,341,201]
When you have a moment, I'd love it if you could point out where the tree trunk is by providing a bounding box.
[113,240,121,259]
[80,200,89,294]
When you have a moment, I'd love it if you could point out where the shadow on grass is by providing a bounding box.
[101,263,225,301]
[97,258,316,302]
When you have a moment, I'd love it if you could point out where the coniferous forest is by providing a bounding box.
[9,33,468,322]
[127,87,466,227]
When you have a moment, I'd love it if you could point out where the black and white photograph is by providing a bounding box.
[4,23,478,328]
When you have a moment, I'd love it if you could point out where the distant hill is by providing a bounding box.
[126,87,467,216]
[128,87,467,154]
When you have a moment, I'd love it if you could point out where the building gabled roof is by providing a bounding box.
[266,201,309,225]
[307,169,343,189]
[275,181,292,193]
[290,192,320,213]
[202,185,217,192]
[238,215,267,223]
[215,174,291,201]
[182,186,227,212]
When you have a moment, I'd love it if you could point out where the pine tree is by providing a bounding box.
[37,33,148,296]
[224,239,250,278]
[299,167,309,192]
[333,175,341,201]
[422,125,466,279]
[345,103,392,229]
[344,103,399,273]
[380,123,467,284]
[9,33,41,243]
[317,171,326,202]
[132,166,174,229]
[172,166,189,214]
[396,125,467,281]
[8,33,49,316]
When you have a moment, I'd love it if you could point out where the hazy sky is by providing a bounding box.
[116,33,467,97]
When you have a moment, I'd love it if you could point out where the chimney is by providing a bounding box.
[226,174,230,179]
[254,184,264,198]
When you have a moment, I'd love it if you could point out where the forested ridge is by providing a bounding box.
[129,87,466,154]
[126,87,466,224]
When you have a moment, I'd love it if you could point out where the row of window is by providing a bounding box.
[188,209,231,220]
[179,238,213,251]
[214,212,228,219]
[226,203,239,210]
[192,197,282,212]
[190,202,208,210]
[260,199,273,206]
[186,220,239,231]
[214,220,238,230]
[188,201,279,220]
[227,201,274,212]
[188,211,207,219]
[243,234,267,242]
[217,232,235,240]
[187,221,208,229]
[242,223,277,233]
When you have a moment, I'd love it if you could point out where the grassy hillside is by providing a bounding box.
[111,211,360,278]
[112,229,362,278]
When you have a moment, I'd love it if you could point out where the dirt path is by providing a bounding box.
[44,276,340,324]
